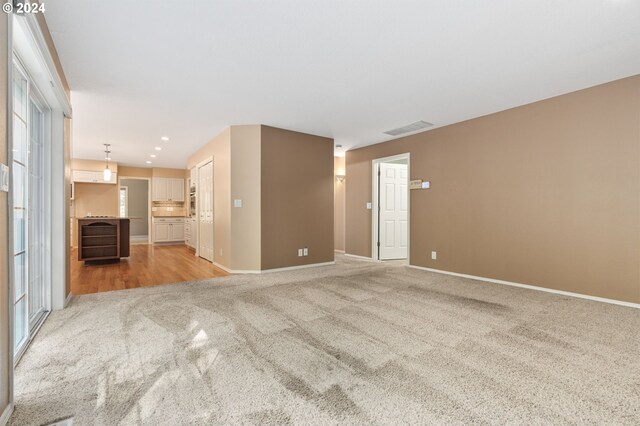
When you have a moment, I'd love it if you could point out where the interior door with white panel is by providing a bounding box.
[198,161,214,262]
[378,163,408,260]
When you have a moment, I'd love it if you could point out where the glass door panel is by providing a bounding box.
[12,66,29,355]
[29,100,46,327]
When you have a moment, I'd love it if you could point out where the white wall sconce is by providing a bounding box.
[336,174,345,182]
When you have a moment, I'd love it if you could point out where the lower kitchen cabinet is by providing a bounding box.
[152,217,185,243]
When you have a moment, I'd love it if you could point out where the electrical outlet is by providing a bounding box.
[303,247,308,256]
[298,249,303,257]
[431,251,437,260]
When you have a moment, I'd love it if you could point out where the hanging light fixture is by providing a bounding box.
[103,144,112,181]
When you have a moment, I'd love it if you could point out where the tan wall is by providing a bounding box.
[261,126,334,270]
[187,128,232,269]
[73,183,119,246]
[72,158,118,173]
[151,167,186,178]
[119,166,152,178]
[334,156,345,252]
[346,75,640,303]
[0,11,11,417]
[230,125,261,270]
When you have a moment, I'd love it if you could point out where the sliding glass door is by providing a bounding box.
[28,98,47,329]
[12,61,50,359]
[12,64,29,355]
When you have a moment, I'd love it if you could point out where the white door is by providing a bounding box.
[28,98,47,330]
[378,163,408,260]
[12,62,50,358]
[198,161,214,261]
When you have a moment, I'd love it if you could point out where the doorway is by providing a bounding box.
[119,178,150,244]
[372,153,410,261]
[11,60,51,360]
[197,159,214,262]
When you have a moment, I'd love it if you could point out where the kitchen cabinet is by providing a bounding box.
[152,178,185,202]
[185,218,196,248]
[153,217,185,243]
[73,170,117,184]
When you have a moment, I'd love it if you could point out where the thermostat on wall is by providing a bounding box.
[0,163,8,192]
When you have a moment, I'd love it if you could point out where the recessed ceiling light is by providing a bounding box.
[146,160,152,164]
[150,154,156,158]
[155,146,162,151]
[161,136,169,141]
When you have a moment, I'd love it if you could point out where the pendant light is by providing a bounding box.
[103,144,112,181]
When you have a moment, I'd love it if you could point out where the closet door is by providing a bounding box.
[198,161,213,262]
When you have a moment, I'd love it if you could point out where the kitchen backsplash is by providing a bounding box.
[152,201,186,217]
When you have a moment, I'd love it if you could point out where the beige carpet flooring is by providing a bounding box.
[10,255,640,425]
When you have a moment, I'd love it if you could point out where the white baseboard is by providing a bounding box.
[334,250,345,253]
[261,261,335,274]
[0,403,13,426]
[211,261,261,275]
[345,253,378,262]
[211,261,335,274]
[408,265,640,310]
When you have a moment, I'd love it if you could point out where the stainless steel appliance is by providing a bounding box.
[189,187,196,217]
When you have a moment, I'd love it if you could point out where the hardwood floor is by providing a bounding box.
[71,244,228,295]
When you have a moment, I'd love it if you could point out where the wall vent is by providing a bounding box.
[384,120,433,136]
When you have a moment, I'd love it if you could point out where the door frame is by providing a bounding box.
[118,176,151,240]
[371,153,410,261]
[195,157,213,260]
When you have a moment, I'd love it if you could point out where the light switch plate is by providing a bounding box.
[366,202,372,210]
[0,163,8,192]
[422,181,431,189]
[234,199,243,208]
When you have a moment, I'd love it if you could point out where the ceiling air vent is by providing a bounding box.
[384,120,433,136]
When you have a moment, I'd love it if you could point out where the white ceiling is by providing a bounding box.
[44,0,640,168]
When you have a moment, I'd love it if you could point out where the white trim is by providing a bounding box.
[211,261,336,274]
[0,403,13,426]
[371,153,410,261]
[407,265,640,310]
[261,261,335,274]
[19,14,72,117]
[64,292,74,308]
[344,253,379,262]
[334,249,345,253]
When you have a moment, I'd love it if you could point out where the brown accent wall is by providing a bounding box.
[0,11,10,416]
[261,126,334,270]
[346,75,640,303]
[334,156,345,252]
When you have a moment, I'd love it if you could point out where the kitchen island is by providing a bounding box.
[77,217,130,263]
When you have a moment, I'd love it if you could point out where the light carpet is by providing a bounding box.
[10,255,640,425]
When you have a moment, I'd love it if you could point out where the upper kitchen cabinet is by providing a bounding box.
[73,169,118,184]
[152,177,185,202]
